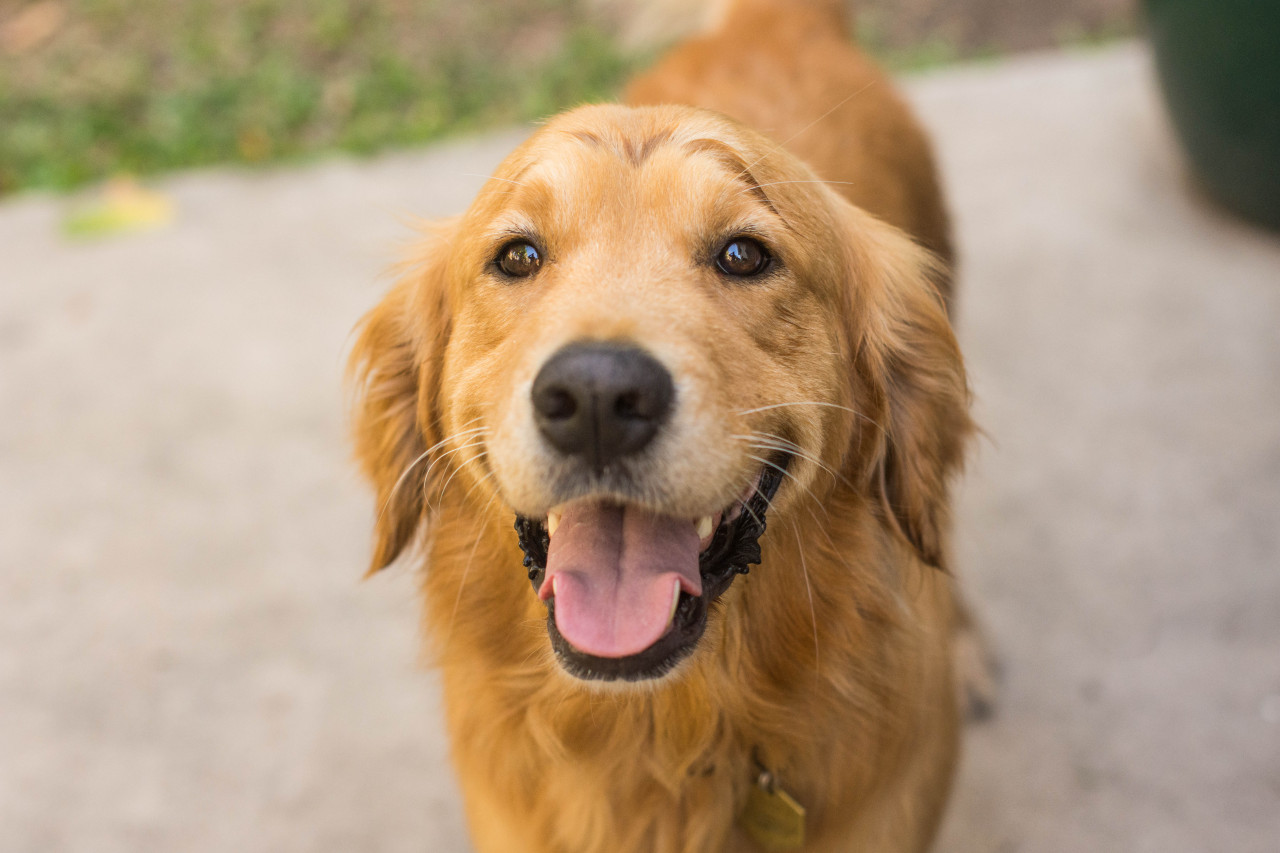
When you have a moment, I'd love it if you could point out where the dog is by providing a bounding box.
[348,1,977,850]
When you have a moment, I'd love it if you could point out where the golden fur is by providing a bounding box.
[348,1,975,850]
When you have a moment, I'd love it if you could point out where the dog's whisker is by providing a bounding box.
[430,441,490,508]
[439,414,485,435]
[418,434,489,491]
[735,400,887,433]
[736,400,854,415]
[386,424,486,495]
[733,433,823,468]
[742,452,822,517]
[376,425,487,525]
[451,456,497,513]
[808,503,845,562]
[740,437,816,465]
[789,519,821,673]
[458,459,498,506]
[744,450,814,496]
[732,433,856,492]
[738,491,768,531]
[744,443,850,495]
[443,490,501,650]
[743,455,792,519]
[413,424,488,475]
[377,448,434,522]
[516,645,543,670]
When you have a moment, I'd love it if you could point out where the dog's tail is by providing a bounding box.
[601,0,851,49]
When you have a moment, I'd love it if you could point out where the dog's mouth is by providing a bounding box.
[514,454,789,681]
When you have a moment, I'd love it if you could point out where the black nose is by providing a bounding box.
[531,342,675,469]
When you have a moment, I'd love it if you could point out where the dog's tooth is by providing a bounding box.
[668,579,681,626]
[547,511,561,537]
[696,515,714,540]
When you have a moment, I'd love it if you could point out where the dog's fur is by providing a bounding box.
[348,1,975,850]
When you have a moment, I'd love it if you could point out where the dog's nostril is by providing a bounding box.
[531,342,674,468]
[540,388,577,420]
[614,391,640,419]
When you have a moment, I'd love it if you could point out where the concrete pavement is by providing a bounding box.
[2,44,1277,852]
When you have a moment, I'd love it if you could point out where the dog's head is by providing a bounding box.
[349,104,969,682]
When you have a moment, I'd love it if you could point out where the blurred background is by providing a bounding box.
[3,1,1278,852]
[0,0,1135,199]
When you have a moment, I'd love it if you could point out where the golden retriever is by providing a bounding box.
[348,1,976,850]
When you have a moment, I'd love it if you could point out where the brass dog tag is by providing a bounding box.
[740,769,806,850]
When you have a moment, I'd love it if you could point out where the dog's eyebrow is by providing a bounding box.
[681,137,782,219]
[566,128,675,168]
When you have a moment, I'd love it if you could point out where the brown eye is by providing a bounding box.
[716,238,770,277]
[497,241,542,277]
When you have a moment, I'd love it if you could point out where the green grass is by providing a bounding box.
[4,1,1047,197]
[0,0,638,195]
[1054,16,1138,52]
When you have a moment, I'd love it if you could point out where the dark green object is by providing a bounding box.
[1146,0,1280,229]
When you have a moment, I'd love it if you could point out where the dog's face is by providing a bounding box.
[350,105,967,683]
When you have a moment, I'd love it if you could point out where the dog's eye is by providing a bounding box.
[496,241,542,277]
[715,238,770,277]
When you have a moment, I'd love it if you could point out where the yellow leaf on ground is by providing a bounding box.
[63,177,175,239]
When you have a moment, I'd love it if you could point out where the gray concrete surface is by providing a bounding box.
[1,43,1277,852]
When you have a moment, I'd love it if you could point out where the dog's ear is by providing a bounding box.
[347,226,454,574]
[840,205,971,570]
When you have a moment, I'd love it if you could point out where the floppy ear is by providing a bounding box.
[842,206,972,570]
[346,227,453,574]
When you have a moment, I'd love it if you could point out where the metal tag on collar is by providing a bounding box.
[740,762,806,850]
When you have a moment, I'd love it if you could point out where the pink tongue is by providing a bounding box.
[540,503,703,658]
